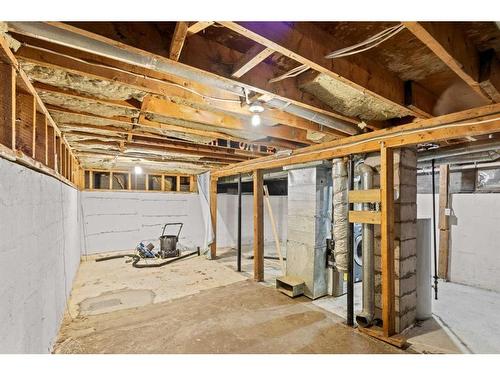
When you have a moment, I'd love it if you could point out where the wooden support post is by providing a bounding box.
[55,136,61,173]
[176,175,181,192]
[34,111,47,164]
[161,174,165,191]
[90,170,94,190]
[0,63,15,149]
[109,171,113,190]
[253,169,264,282]
[189,175,195,192]
[209,175,218,259]
[15,92,35,156]
[380,143,395,337]
[46,125,55,169]
[438,164,450,280]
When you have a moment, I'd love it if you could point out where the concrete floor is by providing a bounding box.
[54,247,402,354]
[55,246,500,354]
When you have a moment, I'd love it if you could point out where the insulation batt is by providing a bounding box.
[332,158,349,271]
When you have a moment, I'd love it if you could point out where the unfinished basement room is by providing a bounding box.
[2,2,500,371]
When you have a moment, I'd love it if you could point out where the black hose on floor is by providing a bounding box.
[95,247,200,268]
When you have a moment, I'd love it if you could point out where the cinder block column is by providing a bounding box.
[366,147,418,333]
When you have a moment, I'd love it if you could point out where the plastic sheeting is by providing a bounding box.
[332,158,349,272]
[197,171,215,258]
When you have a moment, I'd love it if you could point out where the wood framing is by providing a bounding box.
[212,104,500,178]
[438,164,450,280]
[34,111,47,164]
[380,144,395,337]
[169,22,189,61]
[348,189,381,204]
[15,91,36,156]
[187,21,214,36]
[348,210,381,225]
[47,124,55,169]
[253,169,264,282]
[479,49,500,103]
[404,22,496,103]
[209,175,218,259]
[0,63,16,149]
[218,22,430,118]
[232,45,274,78]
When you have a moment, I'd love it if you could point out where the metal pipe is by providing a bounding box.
[418,150,500,168]
[355,163,375,328]
[347,156,355,327]
[418,139,500,162]
[431,159,438,300]
[237,173,242,272]
[8,22,360,136]
[418,160,500,174]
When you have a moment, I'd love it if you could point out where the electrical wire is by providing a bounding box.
[268,23,405,83]
[325,24,405,59]
[22,42,243,104]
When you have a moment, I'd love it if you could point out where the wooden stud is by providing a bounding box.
[380,144,395,337]
[232,45,274,78]
[253,169,264,282]
[176,175,181,192]
[212,103,500,178]
[169,22,189,61]
[34,111,47,164]
[187,21,214,36]
[348,189,381,204]
[0,63,16,149]
[348,210,381,225]
[209,175,218,259]
[15,92,36,156]
[438,164,450,280]
[46,124,55,169]
[109,171,113,190]
[479,49,500,103]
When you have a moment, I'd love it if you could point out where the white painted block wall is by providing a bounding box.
[80,191,288,254]
[417,193,500,292]
[0,158,80,353]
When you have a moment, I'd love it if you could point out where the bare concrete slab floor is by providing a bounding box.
[54,249,403,354]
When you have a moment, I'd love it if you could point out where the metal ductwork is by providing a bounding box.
[8,22,361,137]
[418,150,500,168]
[331,158,349,272]
[355,163,375,328]
[418,139,500,162]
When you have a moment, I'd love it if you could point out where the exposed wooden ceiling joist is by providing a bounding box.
[187,21,214,36]
[8,22,361,135]
[217,22,432,119]
[403,22,499,103]
[169,22,189,61]
[232,45,274,78]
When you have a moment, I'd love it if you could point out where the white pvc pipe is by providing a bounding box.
[416,218,432,320]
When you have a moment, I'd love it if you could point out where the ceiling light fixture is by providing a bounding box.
[134,165,143,175]
[249,100,265,127]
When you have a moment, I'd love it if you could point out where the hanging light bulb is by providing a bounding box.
[134,165,143,175]
[251,113,262,127]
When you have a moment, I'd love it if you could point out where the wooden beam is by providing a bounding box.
[15,91,36,156]
[212,103,500,178]
[253,169,264,282]
[404,22,494,103]
[209,175,218,259]
[169,22,189,61]
[438,164,450,280]
[55,135,61,173]
[11,23,361,133]
[232,45,274,78]
[0,63,16,149]
[348,210,381,224]
[34,111,47,164]
[404,81,437,118]
[479,49,500,103]
[348,189,381,203]
[47,124,55,169]
[218,22,429,118]
[380,144,395,337]
[187,22,214,36]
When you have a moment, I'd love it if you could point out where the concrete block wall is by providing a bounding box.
[80,190,206,254]
[366,147,418,333]
[0,158,81,353]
